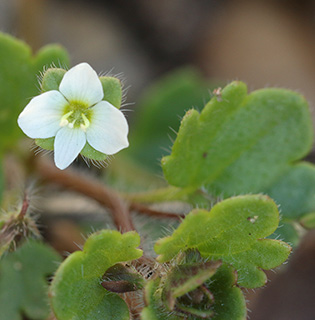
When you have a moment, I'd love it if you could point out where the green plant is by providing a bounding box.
[0,32,314,320]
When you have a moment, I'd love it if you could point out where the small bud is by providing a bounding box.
[0,195,40,256]
[160,250,221,318]
[101,263,145,293]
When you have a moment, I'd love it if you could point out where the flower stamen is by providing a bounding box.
[80,113,90,131]
[60,110,74,127]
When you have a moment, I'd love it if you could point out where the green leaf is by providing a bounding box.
[32,44,69,71]
[300,212,315,229]
[263,163,315,244]
[36,137,108,160]
[155,195,291,288]
[35,137,54,151]
[50,229,143,320]
[141,265,246,320]
[80,142,107,161]
[266,163,315,220]
[0,158,4,204]
[35,135,108,162]
[101,263,145,293]
[127,68,218,172]
[100,76,122,108]
[161,260,221,312]
[162,81,313,196]
[0,240,61,320]
[41,68,66,92]
[269,222,300,247]
[206,264,246,320]
[0,32,69,153]
[141,278,182,320]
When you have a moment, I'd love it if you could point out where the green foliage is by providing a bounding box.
[0,240,61,320]
[300,212,315,229]
[263,163,315,243]
[0,159,3,204]
[50,230,142,320]
[41,68,66,92]
[0,34,303,318]
[99,76,122,109]
[141,278,178,320]
[101,263,145,293]
[161,259,221,313]
[266,163,315,220]
[269,222,300,247]
[206,265,246,320]
[162,81,312,196]
[80,142,107,161]
[0,209,40,257]
[155,195,291,288]
[141,265,246,320]
[0,32,69,153]
[127,68,218,171]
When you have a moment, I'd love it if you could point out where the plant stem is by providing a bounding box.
[122,186,195,203]
[35,158,185,233]
[130,202,185,219]
[18,192,29,219]
[35,158,135,233]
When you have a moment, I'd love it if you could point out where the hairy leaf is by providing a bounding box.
[266,163,315,220]
[269,222,300,247]
[264,163,315,244]
[127,68,218,172]
[162,81,312,197]
[206,264,246,320]
[141,278,179,320]
[155,195,291,288]
[99,76,122,109]
[0,240,61,320]
[141,265,246,320]
[50,230,142,320]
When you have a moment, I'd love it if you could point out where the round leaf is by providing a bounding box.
[155,195,291,288]
[50,230,143,320]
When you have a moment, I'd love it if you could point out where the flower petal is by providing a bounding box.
[86,101,129,155]
[18,90,67,139]
[59,63,103,106]
[54,127,86,170]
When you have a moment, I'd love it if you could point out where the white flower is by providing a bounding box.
[18,63,129,170]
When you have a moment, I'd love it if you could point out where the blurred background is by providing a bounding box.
[1,0,315,319]
[1,0,315,109]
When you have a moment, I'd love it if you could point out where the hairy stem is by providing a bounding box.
[18,191,29,219]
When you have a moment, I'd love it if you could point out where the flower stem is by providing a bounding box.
[35,158,135,232]
[34,158,187,232]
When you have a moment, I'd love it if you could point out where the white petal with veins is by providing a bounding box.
[17,90,67,139]
[54,126,86,170]
[59,63,104,106]
[86,101,129,155]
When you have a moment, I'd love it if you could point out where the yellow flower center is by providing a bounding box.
[60,101,92,131]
